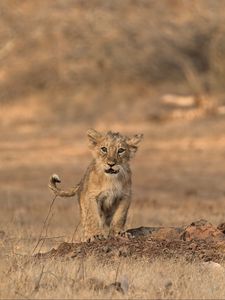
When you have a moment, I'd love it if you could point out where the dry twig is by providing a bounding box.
[32,195,57,254]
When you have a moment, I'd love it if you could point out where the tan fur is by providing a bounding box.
[49,129,143,241]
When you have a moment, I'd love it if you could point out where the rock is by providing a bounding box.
[202,261,224,273]
[126,226,183,239]
[181,219,225,241]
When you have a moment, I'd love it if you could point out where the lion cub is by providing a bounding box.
[49,129,143,241]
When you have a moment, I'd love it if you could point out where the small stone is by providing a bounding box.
[164,280,172,289]
[202,261,224,272]
[103,246,111,253]
[120,275,129,293]
[105,282,124,294]
[189,242,197,250]
[0,231,5,239]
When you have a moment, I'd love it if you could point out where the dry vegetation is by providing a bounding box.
[2,0,225,299]
[2,254,225,299]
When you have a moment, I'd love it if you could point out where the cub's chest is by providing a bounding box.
[97,181,124,209]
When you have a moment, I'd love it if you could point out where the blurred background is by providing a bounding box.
[1,0,225,247]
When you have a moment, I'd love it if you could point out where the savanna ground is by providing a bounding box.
[2,0,225,298]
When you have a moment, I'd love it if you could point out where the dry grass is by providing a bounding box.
[1,248,225,299]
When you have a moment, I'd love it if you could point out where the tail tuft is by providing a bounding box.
[51,174,61,183]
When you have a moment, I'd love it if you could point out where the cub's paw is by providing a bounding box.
[117,231,133,239]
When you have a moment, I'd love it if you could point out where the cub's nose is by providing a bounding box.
[107,162,116,167]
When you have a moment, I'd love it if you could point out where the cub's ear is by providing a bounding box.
[126,133,143,155]
[87,129,102,146]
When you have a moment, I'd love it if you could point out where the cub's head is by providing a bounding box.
[87,129,143,176]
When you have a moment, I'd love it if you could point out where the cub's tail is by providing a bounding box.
[48,174,79,197]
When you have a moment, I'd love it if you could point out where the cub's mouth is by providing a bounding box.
[105,168,119,174]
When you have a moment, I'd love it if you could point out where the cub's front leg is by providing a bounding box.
[109,195,131,235]
[80,194,105,241]
[96,192,112,237]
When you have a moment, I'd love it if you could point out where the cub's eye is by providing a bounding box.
[101,147,107,153]
[118,148,125,154]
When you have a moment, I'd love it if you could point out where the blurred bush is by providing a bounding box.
[0,0,225,123]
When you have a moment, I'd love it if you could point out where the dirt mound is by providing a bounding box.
[35,220,225,263]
